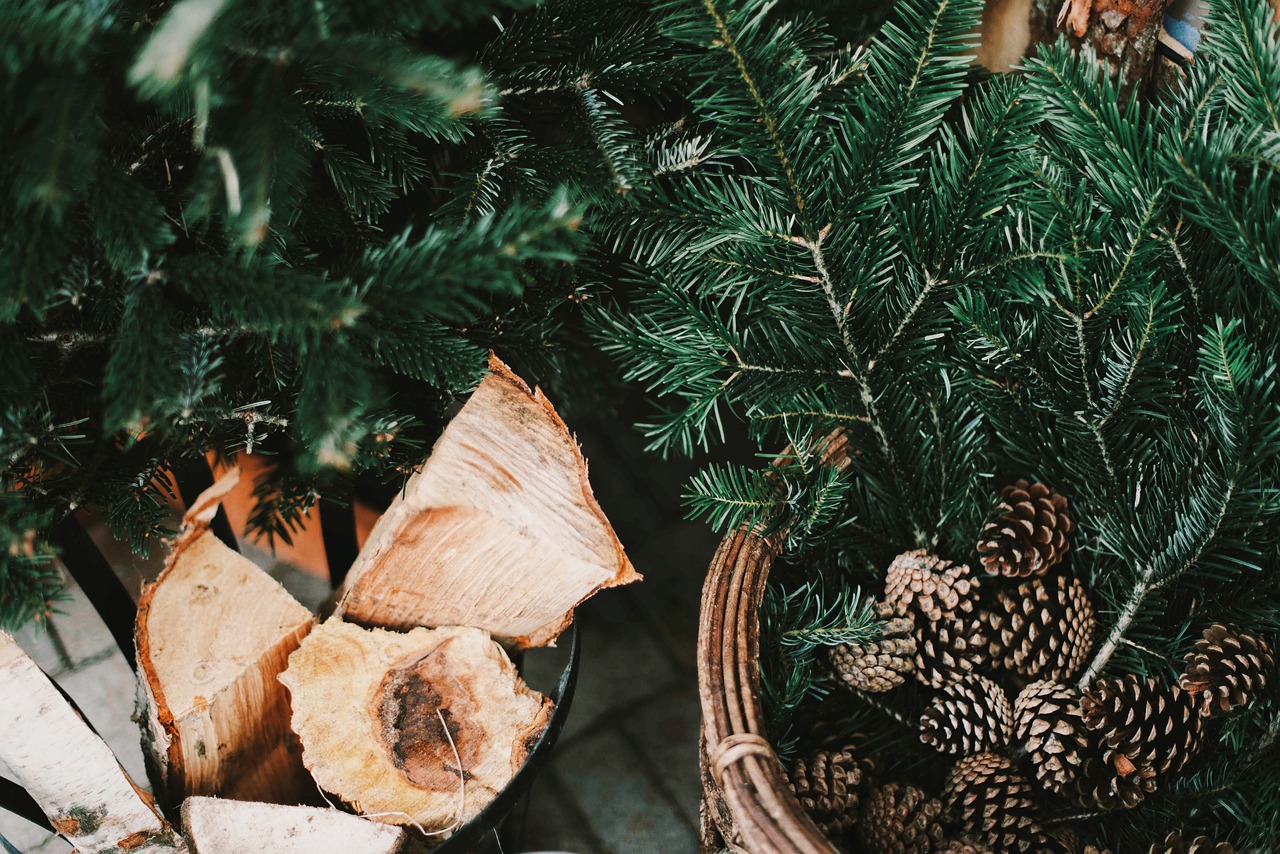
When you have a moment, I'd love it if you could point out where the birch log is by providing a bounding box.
[0,633,186,853]
[279,620,553,833]
[338,354,640,648]
[181,797,406,854]
[135,469,316,806]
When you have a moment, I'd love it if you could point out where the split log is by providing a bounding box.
[338,354,640,648]
[279,620,553,833]
[181,797,406,854]
[0,633,186,853]
[136,469,316,806]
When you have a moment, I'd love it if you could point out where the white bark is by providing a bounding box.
[0,633,187,853]
[181,797,405,854]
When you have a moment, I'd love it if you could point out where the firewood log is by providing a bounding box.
[135,469,316,806]
[0,633,187,853]
[181,797,406,853]
[279,620,553,834]
[338,354,640,648]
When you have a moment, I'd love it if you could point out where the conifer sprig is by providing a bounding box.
[0,0,649,626]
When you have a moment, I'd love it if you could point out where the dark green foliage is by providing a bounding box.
[0,0,672,628]
[593,0,1280,844]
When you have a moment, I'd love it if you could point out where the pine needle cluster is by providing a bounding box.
[0,0,678,626]
[593,0,1280,845]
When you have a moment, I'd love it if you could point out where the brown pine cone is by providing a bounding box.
[884,549,979,622]
[856,782,945,854]
[1043,827,1115,854]
[914,610,984,688]
[785,743,868,841]
[1149,832,1235,854]
[937,838,994,854]
[880,551,983,688]
[921,675,1013,755]
[977,573,1096,682]
[1082,675,1208,777]
[829,605,917,693]
[943,752,1049,852]
[1179,624,1275,713]
[1012,680,1090,797]
[977,480,1073,577]
[1062,743,1156,810]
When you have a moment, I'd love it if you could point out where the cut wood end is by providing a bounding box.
[182,797,406,854]
[338,354,639,649]
[135,530,315,804]
[280,620,553,833]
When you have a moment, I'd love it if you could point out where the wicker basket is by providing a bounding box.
[697,432,852,853]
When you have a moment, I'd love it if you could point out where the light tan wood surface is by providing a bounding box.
[279,620,552,835]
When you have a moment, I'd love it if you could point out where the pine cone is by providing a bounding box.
[977,480,1073,577]
[1179,624,1275,713]
[1082,675,1208,777]
[937,838,994,854]
[1012,680,1090,796]
[943,752,1048,852]
[829,606,917,693]
[977,573,1095,682]
[1044,827,1114,854]
[785,743,868,841]
[856,782,945,854]
[914,610,983,688]
[1063,744,1156,810]
[1149,833,1234,854]
[884,549,979,622]
[921,675,1012,755]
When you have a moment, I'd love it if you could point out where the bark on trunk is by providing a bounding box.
[1031,0,1174,100]
[0,633,187,853]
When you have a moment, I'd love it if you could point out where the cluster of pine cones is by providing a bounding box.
[785,481,1275,853]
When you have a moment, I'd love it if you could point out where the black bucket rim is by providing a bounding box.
[432,622,581,852]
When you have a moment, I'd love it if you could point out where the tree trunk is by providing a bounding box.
[1031,0,1174,100]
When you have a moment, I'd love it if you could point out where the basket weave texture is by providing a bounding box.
[697,432,853,853]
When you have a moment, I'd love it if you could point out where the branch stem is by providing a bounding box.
[1077,562,1155,688]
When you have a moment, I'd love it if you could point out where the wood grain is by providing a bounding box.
[338,354,640,648]
[280,620,553,835]
[135,469,316,806]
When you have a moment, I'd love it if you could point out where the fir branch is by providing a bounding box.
[699,0,804,213]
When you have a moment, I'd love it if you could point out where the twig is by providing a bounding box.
[1077,561,1156,688]
[1078,472,1239,687]
[851,689,912,729]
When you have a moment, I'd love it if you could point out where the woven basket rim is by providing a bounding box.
[696,431,853,854]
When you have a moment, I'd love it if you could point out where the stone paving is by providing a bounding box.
[0,416,715,853]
